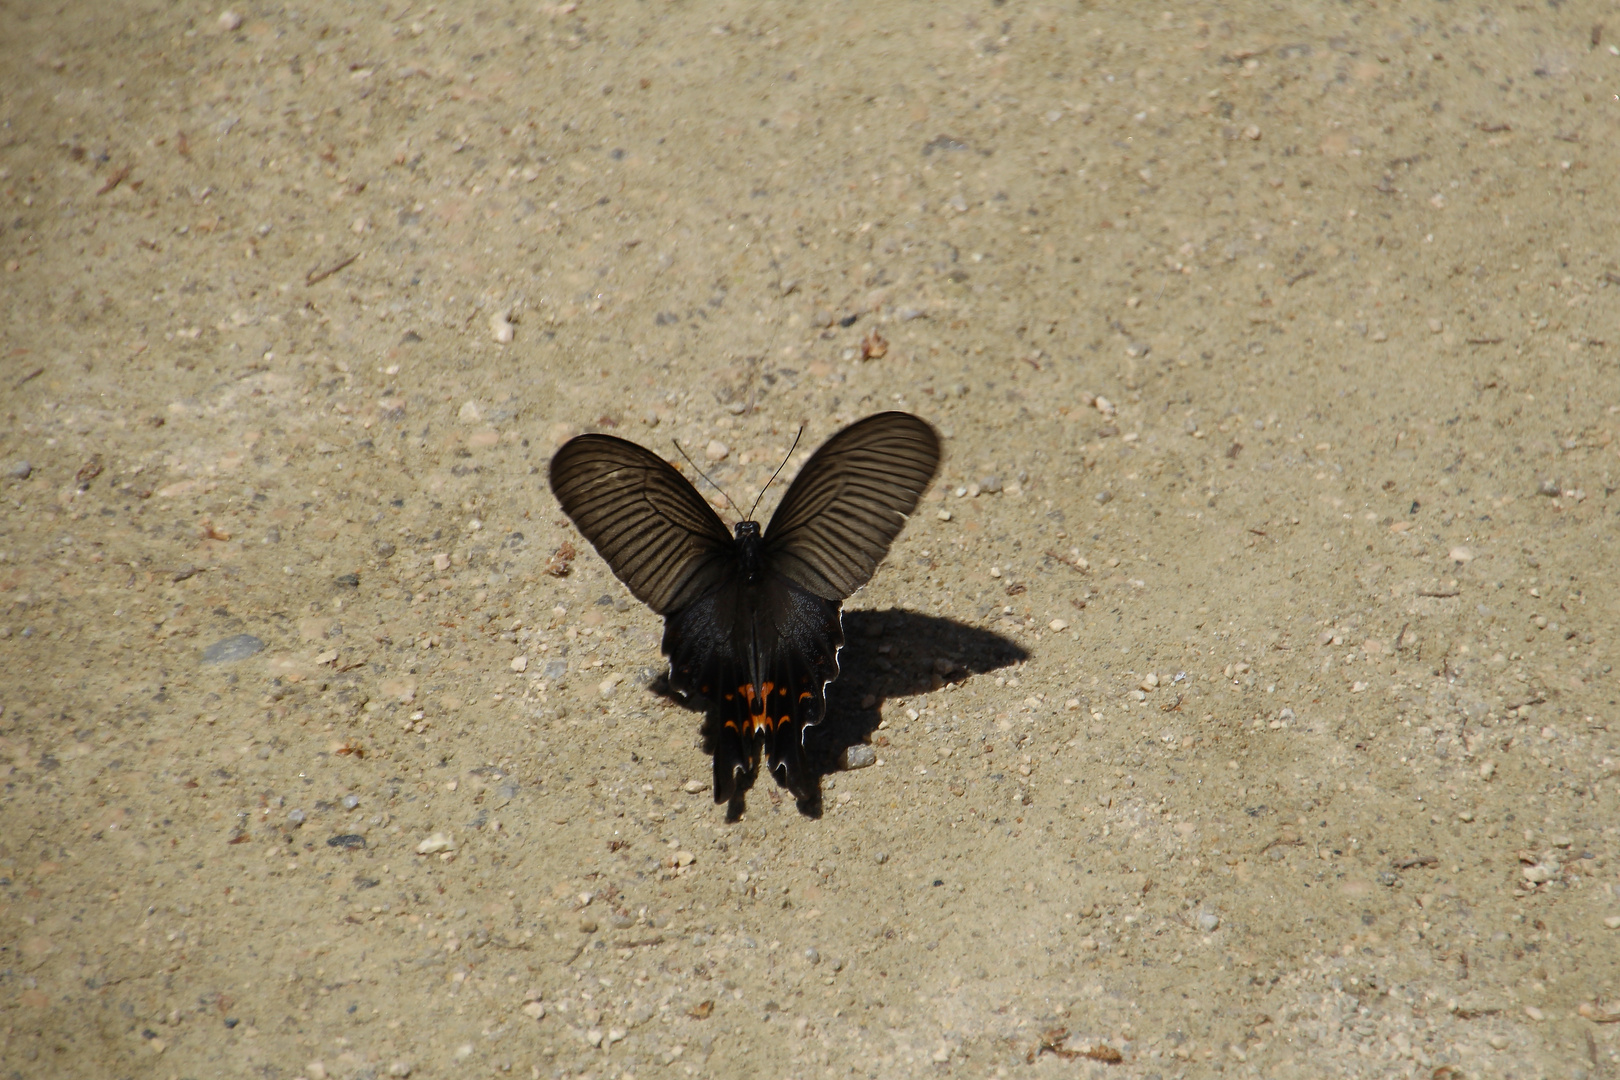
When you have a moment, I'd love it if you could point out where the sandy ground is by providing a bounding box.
[2,2,1619,1077]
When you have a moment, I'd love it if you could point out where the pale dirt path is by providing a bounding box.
[1,3,1617,1078]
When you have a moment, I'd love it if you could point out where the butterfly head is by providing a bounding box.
[733,520,762,541]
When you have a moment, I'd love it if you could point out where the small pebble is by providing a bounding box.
[979,475,1002,494]
[341,794,360,810]
[415,832,454,855]
[490,312,514,343]
[542,658,567,680]
[1196,910,1221,933]
[675,850,695,867]
[682,779,706,794]
[387,1063,413,1078]
[842,744,877,770]
[1602,915,1620,930]
[510,655,528,672]
[5,461,30,480]
[804,947,821,964]
[287,809,307,826]
[1095,490,1113,504]
[517,999,544,1020]
[1049,619,1068,632]
[1480,761,1496,780]
[578,917,598,934]
[937,510,952,521]
[875,852,889,864]
[218,9,243,31]
[704,440,730,462]
[202,634,266,664]
[1093,396,1116,418]
[1521,863,1556,884]
[1448,546,1473,563]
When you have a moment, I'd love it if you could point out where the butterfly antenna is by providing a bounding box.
[747,426,803,522]
[671,439,741,518]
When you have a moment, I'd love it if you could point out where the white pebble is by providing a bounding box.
[490,311,514,344]
[1093,396,1116,418]
[218,10,243,31]
[937,510,952,521]
[1603,915,1620,929]
[704,440,730,462]
[387,1063,413,1078]
[683,779,706,793]
[1521,863,1556,884]
[1480,761,1496,780]
[675,850,695,867]
[1049,619,1068,632]
[521,1001,546,1020]
[598,672,625,696]
[842,744,877,770]
[1196,910,1221,933]
[1448,546,1472,563]
[509,655,528,672]
[416,832,454,855]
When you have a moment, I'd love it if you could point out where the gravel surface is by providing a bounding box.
[2,3,1617,1078]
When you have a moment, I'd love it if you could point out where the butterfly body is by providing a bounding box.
[549,412,941,807]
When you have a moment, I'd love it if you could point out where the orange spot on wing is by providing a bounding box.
[798,691,813,702]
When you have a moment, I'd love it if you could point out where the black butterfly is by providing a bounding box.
[549,412,941,806]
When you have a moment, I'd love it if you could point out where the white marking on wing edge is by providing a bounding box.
[800,607,845,749]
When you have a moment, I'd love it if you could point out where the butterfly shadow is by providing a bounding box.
[650,607,1029,820]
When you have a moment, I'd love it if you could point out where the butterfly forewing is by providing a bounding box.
[763,412,942,601]
[548,434,733,614]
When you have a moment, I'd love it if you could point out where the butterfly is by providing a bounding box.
[549,412,941,806]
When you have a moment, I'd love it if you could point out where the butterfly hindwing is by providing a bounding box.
[764,412,942,601]
[662,573,843,803]
[548,433,733,614]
